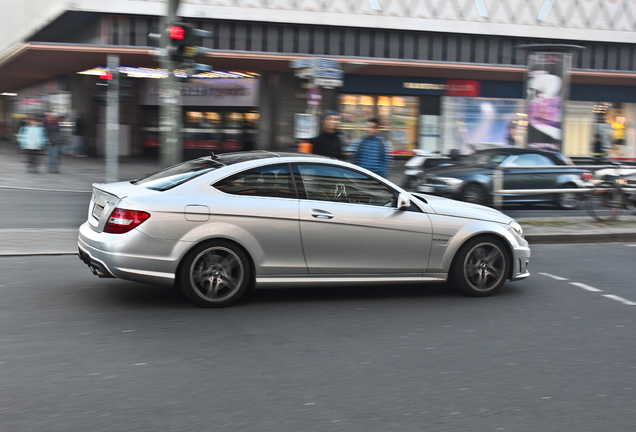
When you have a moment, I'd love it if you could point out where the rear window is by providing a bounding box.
[132,158,225,191]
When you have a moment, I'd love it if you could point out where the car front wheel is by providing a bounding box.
[451,237,509,296]
[179,240,251,308]
[557,185,581,209]
[460,183,488,205]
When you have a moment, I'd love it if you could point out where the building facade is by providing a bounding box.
[1,0,635,160]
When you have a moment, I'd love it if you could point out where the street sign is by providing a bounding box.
[312,77,343,88]
[290,57,343,88]
[307,87,322,107]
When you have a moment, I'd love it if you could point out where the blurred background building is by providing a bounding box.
[0,0,635,160]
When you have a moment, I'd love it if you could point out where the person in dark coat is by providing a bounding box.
[310,110,345,160]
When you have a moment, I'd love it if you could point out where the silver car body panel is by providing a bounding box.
[78,154,530,291]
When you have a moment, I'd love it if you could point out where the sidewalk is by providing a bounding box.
[1,141,636,256]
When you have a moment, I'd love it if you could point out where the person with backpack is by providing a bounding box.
[350,117,393,177]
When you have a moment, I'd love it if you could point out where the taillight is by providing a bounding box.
[582,172,593,181]
[104,208,150,234]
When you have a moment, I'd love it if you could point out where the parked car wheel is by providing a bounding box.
[460,183,488,205]
[557,184,581,209]
[451,237,510,297]
[179,240,251,308]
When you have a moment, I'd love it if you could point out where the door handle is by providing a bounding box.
[310,209,334,219]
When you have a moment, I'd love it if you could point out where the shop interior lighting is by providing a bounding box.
[1,92,17,96]
[78,66,259,80]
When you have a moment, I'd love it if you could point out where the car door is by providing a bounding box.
[212,163,307,275]
[500,153,557,200]
[295,163,433,275]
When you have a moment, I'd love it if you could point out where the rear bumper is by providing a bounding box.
[77,222,181,287]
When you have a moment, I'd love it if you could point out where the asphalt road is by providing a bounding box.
[1,243,635,431]
[0,189,91,229]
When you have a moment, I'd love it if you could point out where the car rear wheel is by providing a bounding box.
[450,237,509,297]
[460,183,488,205]
[557,184,581,209]
[179,240,251,308]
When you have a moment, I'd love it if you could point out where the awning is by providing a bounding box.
[1,41,634,94]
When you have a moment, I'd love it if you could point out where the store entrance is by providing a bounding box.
[141,108,259,160]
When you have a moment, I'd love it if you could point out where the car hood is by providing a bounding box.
[412,193,512,224]
[425,165,490,178]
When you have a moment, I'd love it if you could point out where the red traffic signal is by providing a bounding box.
[169,25,185,40]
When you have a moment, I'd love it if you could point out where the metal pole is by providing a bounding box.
[105,55,119,183]
[493,167,503,210]
[159,0,182,168]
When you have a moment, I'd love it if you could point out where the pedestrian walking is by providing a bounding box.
[44,112,63,173]
[310,110,345,160]
[350,117,394,177]
[17,117,48,173]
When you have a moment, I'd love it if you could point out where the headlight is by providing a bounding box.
[437,177,463,186]
[509,221,524,238]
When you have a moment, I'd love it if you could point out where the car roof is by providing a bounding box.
[211,150,329,166]
[476,147,561,156]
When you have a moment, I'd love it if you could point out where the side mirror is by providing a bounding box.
[397,193,411,210]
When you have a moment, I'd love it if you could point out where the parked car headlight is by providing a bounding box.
[437,177,463,186]
[509,221,524,238]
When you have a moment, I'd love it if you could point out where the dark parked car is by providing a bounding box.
[416,148,589,209]
[401,150,454,190]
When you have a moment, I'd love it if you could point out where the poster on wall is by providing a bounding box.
[526,52,570,152]
[452,98,525,155]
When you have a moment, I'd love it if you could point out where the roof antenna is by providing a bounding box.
[209,151,218,159]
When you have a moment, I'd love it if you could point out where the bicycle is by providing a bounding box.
[585,162,636,221]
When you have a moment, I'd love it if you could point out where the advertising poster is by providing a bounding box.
[452,98,525,155]
[526,52,570,152]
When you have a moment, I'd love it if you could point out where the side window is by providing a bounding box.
[297,164,396,207]
[503,154,555,167]
[213,164,296,198]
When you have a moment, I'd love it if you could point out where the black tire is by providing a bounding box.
[585,183,621,221]
[179,240,251,308]
[450,237,510,297]
[557,184,581,209]
[460,183,488,205]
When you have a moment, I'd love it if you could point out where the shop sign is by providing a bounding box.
[402,80,480,97]
[140,78,259,107]
[445,80,480,97]
[294,113,319,139]
[291,58,343,88]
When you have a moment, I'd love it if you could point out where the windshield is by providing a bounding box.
[132,157,225,191]
[461,152,509,168]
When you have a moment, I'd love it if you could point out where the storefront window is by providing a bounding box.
[441,97,527,155]
[339,94,419,154]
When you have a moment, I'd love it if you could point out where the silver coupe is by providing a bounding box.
[78,151,530,307]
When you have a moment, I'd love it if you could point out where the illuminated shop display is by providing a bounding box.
[339,94,419,154]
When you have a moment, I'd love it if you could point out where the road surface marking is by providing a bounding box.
[539,272,569,281]
[602,295,636,306]
[569,282,603,292]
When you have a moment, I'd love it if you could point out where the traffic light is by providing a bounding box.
[149,23,213,76]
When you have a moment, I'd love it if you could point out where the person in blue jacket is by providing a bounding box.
[350,117,393,177]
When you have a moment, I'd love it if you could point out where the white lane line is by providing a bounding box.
[569,282,603,292]
[602,295,636,306]
[626,244,636,247]
[539,272,569,281]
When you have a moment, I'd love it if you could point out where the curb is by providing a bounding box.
[525,232,636,244]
